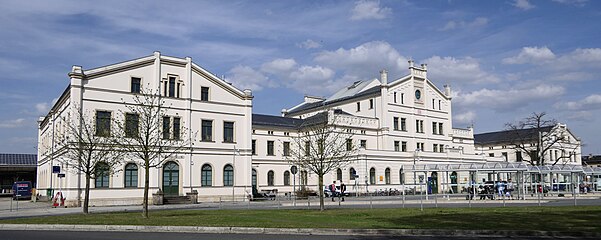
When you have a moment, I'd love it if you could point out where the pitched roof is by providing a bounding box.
[286,84,381,115]
[0,154,37,166]
[252,114,304,129]
[474,126,554,145]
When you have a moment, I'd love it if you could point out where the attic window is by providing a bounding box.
[348,81,361,89]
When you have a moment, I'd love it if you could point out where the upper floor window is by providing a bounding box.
[356,102,361,112]
[393,117,399,131]
[163,75,182,98]
[283,142,290,156]
[438,100,442,110]
[401,141,407,152]
[401,93,405,104]
[223,121,234,143]
[360,140,367,149]
[401,118,407,131]
[432,122,438,135]
[95,111,111,137]
[489,153,494,157]
[369,99,374,109]
[346,139,353,151]
[305,141,311,156]
[173,117,181,140]
[125,113,139,138]
[438,123,443,135]
[416,120,424,133]
[393,92,397,103]
[394,141,400,152]
[267,141,275,156]
[252,140,257,155]
[432,99,435,109]
[162,117,171,140]
[201,120,213,141]
[201,87,209,101]
[130,77,141,94]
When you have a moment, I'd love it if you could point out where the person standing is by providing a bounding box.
[340,181,346,202]
[330,181,337,202]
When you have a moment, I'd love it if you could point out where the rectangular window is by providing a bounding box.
[267,141,274,156]
[223,121,234,143]
[162,117,171,140]
[393,92,397,103]
[163,81,168,96]
[305,141,311,156]
[283,142,290,156]
[401,93,404,104]
[438,100,441,110]
[416,120,424,133]
[130,77,141,93]
[502,152,508,161]
[432,122,438,135]
[433,144,438,153]
[356,102,361,111]
[201,87,209,101]
[394,141,400,152]
[173,117,180,140]
[176,83,181,98]
[417,142,424,151]
[369,99,374,109]
[168,76,176,97]
[439,123,443,135]
[401,141,407,152]
[489,153,494,157]
[95,111,111,137]
[432,99,435,109]
[401,118,406,131]
[346,139,353,151]
[125,113,139,138]
[201,120,213,141]
[393,117,399,130]
[360,140,367,149]
[252,140,256,155]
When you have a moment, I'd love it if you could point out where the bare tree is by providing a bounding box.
[505,112,579,166]
[55,106,124,214]
[286,110,357,211]
[113,88,194,218]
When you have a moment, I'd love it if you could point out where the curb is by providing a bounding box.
[0,224,599,238]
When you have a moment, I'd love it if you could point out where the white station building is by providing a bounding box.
[36,52,580,206]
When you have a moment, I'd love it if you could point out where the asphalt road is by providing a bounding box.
[0,231,590,240]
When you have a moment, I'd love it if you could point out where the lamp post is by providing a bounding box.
[414,148,421,194]
[233,146,240,202]
[359,146,367,193]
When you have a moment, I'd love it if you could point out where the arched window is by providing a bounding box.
[369,167,376,185]
[124,163,138,188]
[349,168,356,180]
[223,164,233,186]
[201,164,212,186]
[95,162,110,188]
[400,167,405,185]
[284,171,290,186]
[385,168,391,184]
[267,170,275,186]
[300,170,307,187]
[336,168,342,181]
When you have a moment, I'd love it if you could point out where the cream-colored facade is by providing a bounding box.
[38,54,543,206]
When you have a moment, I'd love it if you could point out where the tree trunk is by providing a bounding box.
[83,174,90,214]
[318,174,324,211]
[143,160,150,218]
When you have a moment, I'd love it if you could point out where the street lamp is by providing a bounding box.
[359,146,367,193]
[414,148,421,193]
[232,146,240,201]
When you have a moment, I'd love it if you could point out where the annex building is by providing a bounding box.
[36,52,581,206]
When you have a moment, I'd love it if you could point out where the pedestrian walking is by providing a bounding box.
[330,181,337,202]
[340,181,346,202]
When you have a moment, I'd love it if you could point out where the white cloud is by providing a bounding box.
[454,111,476,125]
[555,94,601,111]
[226,66,272,91]
[0,118,27,128]
[512,0,535,10]
[423,56,499,84]
[314,41,407,80]
[260,58,298,75]
[297,39,322,49]
[289,65,335,84]
[502,46,556,64]
[455,85,565,111]
[286,65,342,95]
[35,103,49,114]
[552,0,588,7]
[350,0,392,20]
[440,17,488,31]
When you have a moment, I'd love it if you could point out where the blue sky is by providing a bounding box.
[1,0,600,155]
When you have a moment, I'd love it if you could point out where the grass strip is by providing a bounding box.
[1,206,600,233]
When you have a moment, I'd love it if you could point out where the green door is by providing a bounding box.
[450,171,458,193]
[430,172,439,194]
[163,162,179,196]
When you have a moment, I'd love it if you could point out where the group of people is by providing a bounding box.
[328,181,347,202]
[466,179,515,200]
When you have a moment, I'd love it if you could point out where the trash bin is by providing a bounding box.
[46,188,53,198]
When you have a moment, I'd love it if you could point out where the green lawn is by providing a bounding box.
[2,206,600,233]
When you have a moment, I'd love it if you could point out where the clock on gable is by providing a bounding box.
[415,89,422,100]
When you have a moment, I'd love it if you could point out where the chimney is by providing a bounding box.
[408,59,415,68]
[243,89,253,97]
[444,85,451,97]
[281,108,288,117]
[420,63,427,71]
[380,69,388,85]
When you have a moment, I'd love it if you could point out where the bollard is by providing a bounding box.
[503,193,506,207]
[307,197,310,210]
[277,196,281,209]
[219,197,222,209]
[435,193,438,208]
[537,191,541,207]
[248,198,251,209]
[370,193,373,209]
[402,192,405,208]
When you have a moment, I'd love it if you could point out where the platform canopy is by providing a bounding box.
[405,162,529,172]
